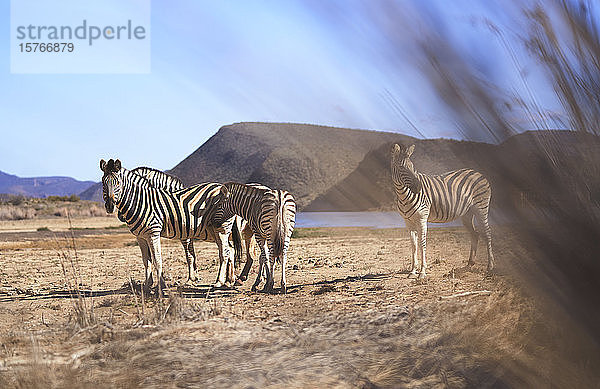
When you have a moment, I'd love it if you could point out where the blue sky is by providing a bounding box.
[0,0,562,181]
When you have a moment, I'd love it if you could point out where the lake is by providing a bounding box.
[295,212,462,228]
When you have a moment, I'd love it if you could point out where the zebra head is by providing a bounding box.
[391,144,422,193]
[100,158,123,214]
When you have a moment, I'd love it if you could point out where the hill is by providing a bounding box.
[0,170,95,198]
[305,130,600,212]
[78,182,103,202]
[168,122,412,207]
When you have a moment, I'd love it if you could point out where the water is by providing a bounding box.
[295,212,462,228]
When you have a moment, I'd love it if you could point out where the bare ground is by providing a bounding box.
[0,217,598,388]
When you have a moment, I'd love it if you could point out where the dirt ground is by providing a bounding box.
[0,217,597,388]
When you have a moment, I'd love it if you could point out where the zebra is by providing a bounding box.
[193,182,296,293]
[129,167,249,282]
[125,167,200,283]
[390,144,494,279]
[100,158,242,289]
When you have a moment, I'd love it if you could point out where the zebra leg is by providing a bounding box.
[181,239,198,283]
[213,232,233,288]
[408,229,418,277]
[137,237,153,288]
[189,239,199,274]
[417,221,428,279]
[263,248,275,294]
[474,209,495,273]
[461,212,479,267]
[239,228,254,281]
[280,252,288,294]
[148,233,166,292]
[252,240,267,292]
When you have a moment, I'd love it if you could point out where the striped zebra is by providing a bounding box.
[193,183,296,293]
[100,158,242,289]
[391,144,494,279]
[125,167,200,283]
[129,166,248,283]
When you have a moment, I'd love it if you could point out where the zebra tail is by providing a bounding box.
[271,203,286,259]
[231,220,243,266]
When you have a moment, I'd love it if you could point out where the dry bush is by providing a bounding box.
[0,199,106,220]
[0,205,36,220]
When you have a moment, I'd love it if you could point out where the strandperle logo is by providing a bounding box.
[15,20,147,46]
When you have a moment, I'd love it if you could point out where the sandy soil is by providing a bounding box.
[0,217,596,388]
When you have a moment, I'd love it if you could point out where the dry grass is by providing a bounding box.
[2,286,596,388]
[0,226,598,387]
[0,198,105,221]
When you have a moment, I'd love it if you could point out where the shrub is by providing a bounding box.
[7,195,26,206]
[47,195,80,202]
[0,205,36,220]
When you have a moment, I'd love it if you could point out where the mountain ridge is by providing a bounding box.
[0,170,95,198]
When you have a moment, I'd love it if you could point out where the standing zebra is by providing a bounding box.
[128,167,249,284]
[391,144,494,279]
[126,167,199,283]
[193,183,296,293]
[100,158,242,289]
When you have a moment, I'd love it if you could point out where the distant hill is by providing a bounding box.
[168,122,412,208]
[81,125,600,213]
[305,130,600,212]
[0,170,95,198]
[78,182,103,202]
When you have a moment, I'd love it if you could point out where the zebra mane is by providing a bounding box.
[131,166,184,189]
[131,166,183,183]
[121,167,154,188]
[225,182,272,196]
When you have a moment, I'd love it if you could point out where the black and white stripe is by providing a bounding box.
[215,182,296,293]
[100,158,241,289]
[391,144,494,278]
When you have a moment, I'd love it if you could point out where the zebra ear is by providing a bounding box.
[393,144,401,153]
[219,185,230,199]
[100,159,107,171]
[407,144,415,157]
[114,159,122,171]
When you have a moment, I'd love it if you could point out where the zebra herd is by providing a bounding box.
[99,143,493,293]
[100,159,296,293]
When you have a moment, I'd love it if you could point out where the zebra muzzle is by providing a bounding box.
[105,199,114,214]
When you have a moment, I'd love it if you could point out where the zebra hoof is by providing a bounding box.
[262,284,274,294]
[281,285,287,294]
[417,273,426,280]
[234,279,243,286]
[407,272,417,279]
[142,283,152,295]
